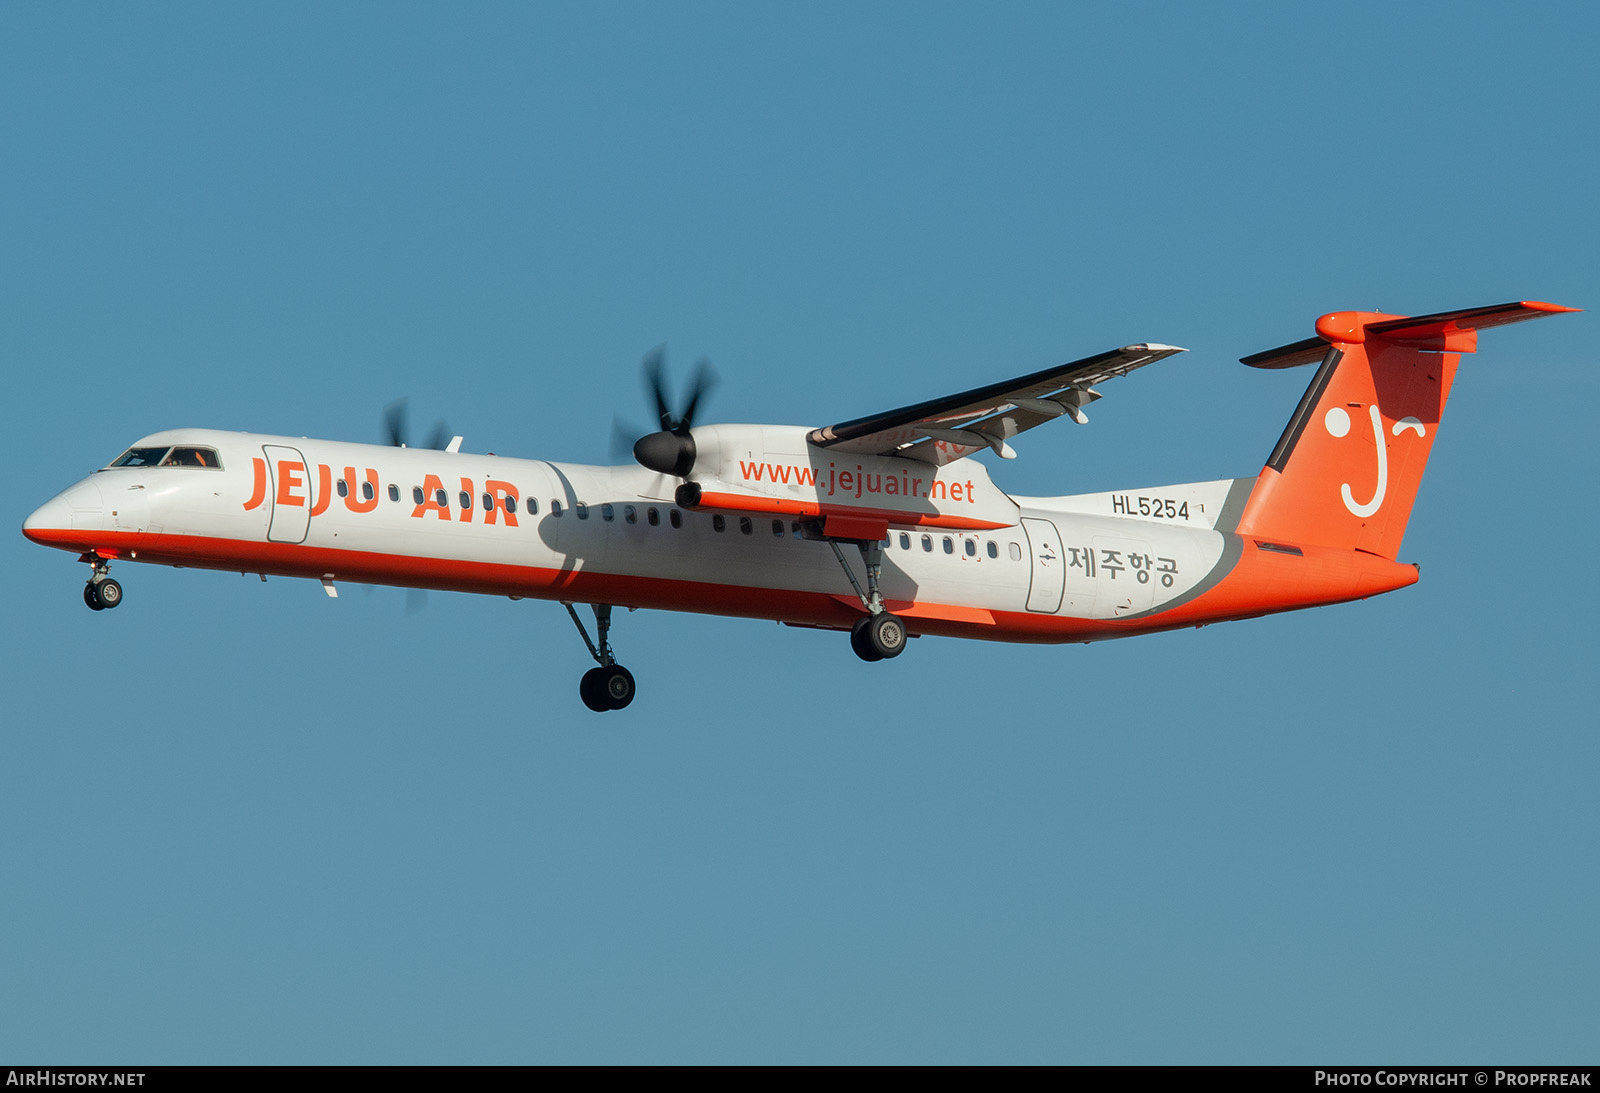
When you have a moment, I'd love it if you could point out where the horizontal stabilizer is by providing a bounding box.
[1364,300,1579,346]
[1243,300,1578,366]
[1241,337,1329,370]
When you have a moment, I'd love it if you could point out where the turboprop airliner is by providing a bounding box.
[22,300,1576,711]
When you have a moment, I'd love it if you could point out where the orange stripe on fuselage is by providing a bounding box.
[690,490,1012,531]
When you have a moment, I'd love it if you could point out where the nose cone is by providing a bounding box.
[22,496,70,544]
[23,482,103,547]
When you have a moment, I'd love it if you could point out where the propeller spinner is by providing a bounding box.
[629,347,715,478]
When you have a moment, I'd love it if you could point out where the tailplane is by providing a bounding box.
[1235,301,1576,560]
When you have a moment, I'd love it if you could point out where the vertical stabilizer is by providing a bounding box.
[1235,301,1575,560]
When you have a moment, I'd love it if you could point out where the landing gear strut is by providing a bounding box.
[81,555,123,611]
[565,603,636,712]
[824,535,906,662]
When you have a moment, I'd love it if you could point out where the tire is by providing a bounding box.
[867,612,906,659]
[84,584,105,611]
[601,665,635,710]
[579,667,610,712]
[850,616,883,662]
[95,578,123,609]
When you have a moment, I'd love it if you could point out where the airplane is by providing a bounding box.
[22,300,1577,712]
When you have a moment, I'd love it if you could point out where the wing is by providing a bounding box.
[806,343,1186,465]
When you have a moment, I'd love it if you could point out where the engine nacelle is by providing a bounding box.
[678,424,1020,535]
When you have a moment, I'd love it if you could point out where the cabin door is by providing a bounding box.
[1021,517,1065,613]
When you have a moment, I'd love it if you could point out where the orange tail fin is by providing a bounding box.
[1235,301,1577,560]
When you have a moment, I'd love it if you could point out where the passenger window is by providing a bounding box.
[575,502,588,520]
[389,484,400,502]
[436,488,448,507]
[964,539,976,557]
[337,479,349,498]
[713,514,726,533]
[772,519,785,537]
[647,507,660,526]
[413,486,424,505]
[921,534,933,552]
[739,517,753,535]
[482,493,493,511]
[669,509,682,528]
[362,481,374,501]
[525,497,537,515]
[506,496,517,514]
[551,500,563,517]
[458,490,471,509]
[987,541,998,559]
[1009,542,1022,561]
[601,503,615,522]
[899,533,911,550]
[943,537,954,554]
[624,504,637,524]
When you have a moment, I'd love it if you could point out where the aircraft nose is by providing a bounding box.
[23,482,103,545]
[22,497,69,543]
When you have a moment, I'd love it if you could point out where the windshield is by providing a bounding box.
[161,447,221,468]
[107,446,171,468]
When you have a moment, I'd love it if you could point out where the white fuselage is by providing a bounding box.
[25,427,1256,643]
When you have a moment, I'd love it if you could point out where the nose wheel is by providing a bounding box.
[81,558,123,611]
[565,603,636,712]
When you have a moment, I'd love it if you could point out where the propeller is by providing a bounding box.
[359,581,430,617]
[382,398,452,451]
[629,346,716,477]
[378,397,451,616]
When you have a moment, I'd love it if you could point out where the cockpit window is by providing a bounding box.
[108,447,170,468]
[161,447,222,469]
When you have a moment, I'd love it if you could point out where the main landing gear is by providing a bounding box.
[80,555,123,611]
[565,603,636,712]
[824,534,907,663]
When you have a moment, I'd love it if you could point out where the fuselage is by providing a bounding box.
[22,426,1420,643]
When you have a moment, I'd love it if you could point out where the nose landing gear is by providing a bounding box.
[80,556,123,611]
[565,603,636,712]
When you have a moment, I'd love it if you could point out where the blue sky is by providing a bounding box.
[3,2,1596,1064]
